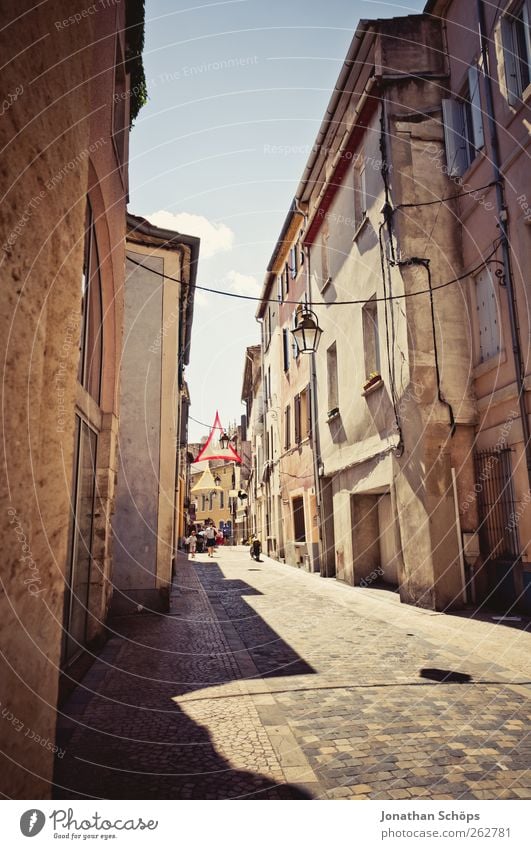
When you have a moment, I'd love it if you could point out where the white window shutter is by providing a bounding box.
[475,268,500,362]
[442,98,467,177]
[500,15,519,105]
[468,65,485,150]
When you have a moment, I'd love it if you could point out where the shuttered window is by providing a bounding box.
[499,1,531,104]
[282,327,290,371]
[292,496,306,542]
[442,64,484,177]
[475,268,501,362]
[294,393,301,444]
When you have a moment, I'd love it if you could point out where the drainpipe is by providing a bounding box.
[295,197,325,575]
[477,0,531,489]
[255,314,266,546]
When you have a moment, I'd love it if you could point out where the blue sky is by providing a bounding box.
[128,0,425,442]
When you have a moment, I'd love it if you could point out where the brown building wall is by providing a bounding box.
[0,1,135,797]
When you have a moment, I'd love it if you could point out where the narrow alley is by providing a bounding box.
[54,549,531,801]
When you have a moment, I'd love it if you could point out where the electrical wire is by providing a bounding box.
[395,181,497,209]
[127,241,502,307]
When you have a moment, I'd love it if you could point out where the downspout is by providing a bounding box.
[256,314,265,546]
[477,0,531,488]
[296,197,325,575]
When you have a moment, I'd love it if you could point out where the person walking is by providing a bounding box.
[251,535,261,562]
[205,522,217,558]
[186,530,197,559]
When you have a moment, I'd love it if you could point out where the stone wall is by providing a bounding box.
[0,1,93,798]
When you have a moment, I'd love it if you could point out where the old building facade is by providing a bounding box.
[250,4,531,614]
[112,215,199,613]
[427,0,531,612]
[0,1,145,797]
[258,207,320,571]
[301,13,477,610]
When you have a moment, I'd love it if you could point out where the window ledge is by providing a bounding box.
[352,215,369,242]
[362,377,384,397]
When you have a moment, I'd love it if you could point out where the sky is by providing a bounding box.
[128,0,425,443]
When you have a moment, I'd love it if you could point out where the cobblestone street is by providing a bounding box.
[54,547,531,800]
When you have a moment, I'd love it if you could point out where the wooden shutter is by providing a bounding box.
[306,383,312,439]
[283,328,290,371]
[468,65,485,150]
[442,98,467,177]
[500,15,519,105]
[294,394,301,444]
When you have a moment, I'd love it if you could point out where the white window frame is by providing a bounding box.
[362,296,381,379]
[442,63,484,177]
[500,0,531,104]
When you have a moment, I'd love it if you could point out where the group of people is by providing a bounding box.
[183,526,262,562]
[184,522,218,559]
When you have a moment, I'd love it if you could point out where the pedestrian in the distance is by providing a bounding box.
[251,535,261,562]
[186,530,197,559]
[205,522,217,558]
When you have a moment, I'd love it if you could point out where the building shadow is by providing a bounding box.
[54,559,316,800]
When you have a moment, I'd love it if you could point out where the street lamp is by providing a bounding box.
[291,307,323,354]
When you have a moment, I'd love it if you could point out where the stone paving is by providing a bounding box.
[54,547,531,800]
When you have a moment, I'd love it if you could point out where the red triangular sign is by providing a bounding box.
[193,411,242,463]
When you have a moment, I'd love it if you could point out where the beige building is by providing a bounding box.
[426,0,531,612]
[257,209,320,570]
[0,1,145,797]
[253,3,530,615]
[112,215,199,613]
[256,12,483,610]
[241,346,265,540]
[189,459,237,537]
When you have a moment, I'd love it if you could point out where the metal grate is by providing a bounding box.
[474,447,520,560]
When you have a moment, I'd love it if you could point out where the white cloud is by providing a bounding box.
[223,269,260,296]
[148,210,234,259]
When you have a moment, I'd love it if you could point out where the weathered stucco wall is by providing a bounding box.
[0,1,92,798]
[113,254,164,608]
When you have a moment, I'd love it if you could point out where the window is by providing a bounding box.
[284,404,291,449]
[327,342,339,413]
[284,262,290,298]
[289,245,298,279]
[282,327,290,371]
[300,385,311,439]
[79,202,103,403]
[293,389,310,443]
[294,393,301,444]
[320,219,330,290]
[500,1,531,103]
[353,157,367,229]
[442,65,484,177]
[362,297,381,379]
[292,496,306,542]
[475,267,500,362]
